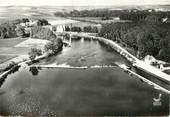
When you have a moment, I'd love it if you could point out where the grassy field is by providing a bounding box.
[0,6,68,24]
[70,17,130,24]
[0,55,17,64]
[0,47,30,55]
[0,38,48,65]
[0,38,29,64]
[66,21,101,27]
[0,38,49,55]
[15,38,49,48]
[0,38,27,47]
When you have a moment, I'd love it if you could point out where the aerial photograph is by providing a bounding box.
[0,0,169,116]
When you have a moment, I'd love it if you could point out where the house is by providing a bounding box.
[43,25,65,33]
[162,17,170,23]
[144,55,156,65]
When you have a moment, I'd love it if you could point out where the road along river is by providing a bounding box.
[0,38,169,116]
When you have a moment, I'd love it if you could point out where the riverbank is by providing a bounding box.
[95,37,170,82]
[116,63,170,94]
[0,53,47,79]
[95,36,170,93]
[0,32,169,93]
[63,32,170,84]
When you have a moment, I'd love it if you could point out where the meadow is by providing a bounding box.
[0,38,27,47]
[70,17,130,24]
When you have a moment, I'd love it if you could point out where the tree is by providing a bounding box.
[145,15,162,23]
[0,22,17,39]
[15,25,26,37]
[71,26,81,32]
[99,18,170,62]
[70,10,80,17]
[157,32,170,62]
[28,48,42,61]
[30,26,56,40]
[21,18,29,23]
[44,38,63,54]
[37,19,49,26]
[83,26,92,32]
[91,26,98,33]
[65,26,70,31]
[29,67,39,76]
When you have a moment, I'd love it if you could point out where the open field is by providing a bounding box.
[0,55,17,64]
[0,38,29,61]
[0,38,49,67]
[0,38,29,65]
[0,6,72,24]
[0,47,30,55]
[70,17,131,24]
[66,21,102,28]
[0,38,48,55]
[15,38,49,48]
[0,5,170,24]
[0,38,27,47]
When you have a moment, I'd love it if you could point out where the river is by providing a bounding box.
[0,38,169,116]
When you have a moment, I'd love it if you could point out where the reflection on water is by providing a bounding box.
[37,38,129,67]
[0,39,169,116]
[29,67,41,76]
[0,65,20,88]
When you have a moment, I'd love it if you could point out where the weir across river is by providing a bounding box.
[0,36,169,115]
[61,31,170,83]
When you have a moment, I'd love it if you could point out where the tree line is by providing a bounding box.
[28,37,63,61]
[99,22,170,62]
[54,9,170,21]
[0,18,50,39]
[65,26,99,33]
[0,18,63,61]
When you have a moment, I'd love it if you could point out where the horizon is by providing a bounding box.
[1,4,170,7]
[0,0,170,6]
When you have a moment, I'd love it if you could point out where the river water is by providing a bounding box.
[0,38,169,116]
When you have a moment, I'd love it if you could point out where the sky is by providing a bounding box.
[0,0,170,6]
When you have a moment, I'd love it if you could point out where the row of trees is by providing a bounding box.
[0,22,17,39]
[28,48,42,60]
[66,26,82,32]
[119,11,170,22]
[36,19,50,26]
[28,37,63,60]
[0,22,28,39]
[30,26,56,40]
[44,38,63,54]
[65,26,99,33]
[54,9,170,22]
[0,18,32,39]
[0,18,50,39]
[99,22,170,62]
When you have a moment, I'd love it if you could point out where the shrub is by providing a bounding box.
[28,48,42,61]
[83,26,98,33]
[44,38,63,54]
[3,61,16,71]
[37,19,49,26]
[83,26,92,32]
[71,26,81,32]
[30,26,56,40]
[0,22,17,39]
[15,25,26,37]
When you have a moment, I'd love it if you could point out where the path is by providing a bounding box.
[63,31,170,83]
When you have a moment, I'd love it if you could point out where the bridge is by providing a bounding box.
[56,31,98,47]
